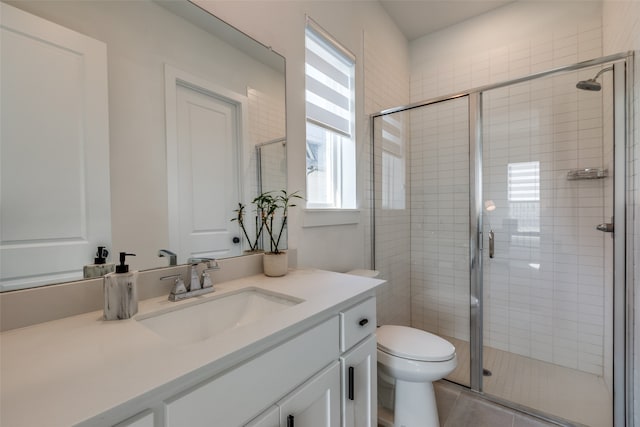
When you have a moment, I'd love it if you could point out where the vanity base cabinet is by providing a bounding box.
[340,335,377,427]
[98,293,378,427]
[164,317,339,427]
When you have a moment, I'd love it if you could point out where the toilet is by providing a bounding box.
[377,325,457,427]
[346,270,457,427]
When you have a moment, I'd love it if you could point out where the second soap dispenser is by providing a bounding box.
[103,252,138,321]
[83,246,115,279]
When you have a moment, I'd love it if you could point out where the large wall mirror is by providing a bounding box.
[0,0,286,291]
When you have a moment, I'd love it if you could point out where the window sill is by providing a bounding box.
[303,209,361,228]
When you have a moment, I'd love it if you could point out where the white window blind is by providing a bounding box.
[305,17,356,209]
[305,20,354,137]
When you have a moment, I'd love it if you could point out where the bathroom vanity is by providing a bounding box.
[0,269,383,427]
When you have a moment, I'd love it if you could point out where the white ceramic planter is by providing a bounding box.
[263,251,288,277]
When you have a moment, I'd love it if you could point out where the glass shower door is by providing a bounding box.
[408,96,472,387]
[373,96,472,387]
[480,67,614,426]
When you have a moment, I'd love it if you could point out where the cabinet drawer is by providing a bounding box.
[340,297,376,352]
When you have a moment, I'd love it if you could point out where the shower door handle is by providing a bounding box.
[596,223,614,233]
[488,230,495,258]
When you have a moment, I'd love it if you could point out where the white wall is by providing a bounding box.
[410,1,603,101]
[197,1,411,325]
[602,1,640,423]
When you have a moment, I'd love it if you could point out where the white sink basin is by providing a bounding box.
[137,288,302,344]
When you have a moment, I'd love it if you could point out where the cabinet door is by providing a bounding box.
[279,362,341,427]
[340,335,377,427]
[245,405,279,427]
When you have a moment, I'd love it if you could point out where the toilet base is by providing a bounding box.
[394,379,439,427]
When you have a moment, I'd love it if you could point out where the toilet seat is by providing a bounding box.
[377,325,455,362]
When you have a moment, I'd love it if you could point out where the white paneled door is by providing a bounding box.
[165,67,244,261]
[0,3,111,291]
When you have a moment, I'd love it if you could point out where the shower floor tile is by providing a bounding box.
[443,336,611,427]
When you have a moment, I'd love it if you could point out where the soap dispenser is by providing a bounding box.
[83,246,115,279]
[103,252,138,320]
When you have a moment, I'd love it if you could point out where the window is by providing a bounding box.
[305,18,356,209]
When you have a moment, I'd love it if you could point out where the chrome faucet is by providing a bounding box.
[202,267,216,289]
[188,258,219,291]
[158,249,177,266]
[160,259,219,302]
[160,274,188,301]
[190,263,202,291]
[187,257,217,267]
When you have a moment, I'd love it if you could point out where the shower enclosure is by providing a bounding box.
[371,52,633,427]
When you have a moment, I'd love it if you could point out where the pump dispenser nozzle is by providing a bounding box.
[94,246,108,264]
[116,252,136,273]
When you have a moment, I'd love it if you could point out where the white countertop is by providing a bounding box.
[0,269,384,427]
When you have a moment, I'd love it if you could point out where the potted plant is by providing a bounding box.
[231,202,263,253]
[253,190,301,276]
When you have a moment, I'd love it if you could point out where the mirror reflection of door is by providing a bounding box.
[166,67,243,262]
[0,3,111,291]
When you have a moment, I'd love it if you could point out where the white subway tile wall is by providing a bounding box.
[409,98,470,343]
[481,74,609,375]
[408,3,609,377]
[364,29,411,327]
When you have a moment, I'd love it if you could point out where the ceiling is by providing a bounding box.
[379,0,515,41]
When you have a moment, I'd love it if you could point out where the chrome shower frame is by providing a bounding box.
[370,51,634,426]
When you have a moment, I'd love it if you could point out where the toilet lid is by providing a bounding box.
[377,325,455,362]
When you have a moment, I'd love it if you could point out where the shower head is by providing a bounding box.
[576,79,602,91]
[576,66,614,91]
